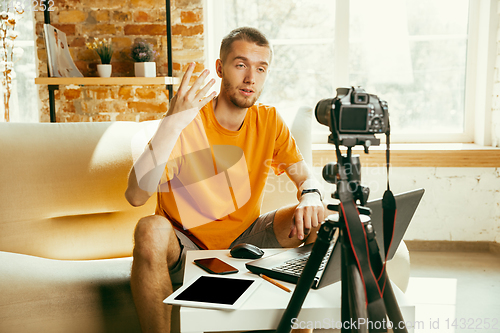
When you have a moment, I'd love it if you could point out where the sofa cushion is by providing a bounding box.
[277,105,313,166]
[261,106,313,213]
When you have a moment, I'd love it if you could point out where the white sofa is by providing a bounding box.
[0,106,410,333]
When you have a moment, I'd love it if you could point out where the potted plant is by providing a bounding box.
[131,39,156,77]
[86,38,113,77]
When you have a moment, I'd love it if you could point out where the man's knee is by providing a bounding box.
[133,215,175,261]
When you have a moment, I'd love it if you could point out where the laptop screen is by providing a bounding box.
[366,188,424,261]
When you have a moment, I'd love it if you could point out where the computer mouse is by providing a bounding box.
[230,243,264,259]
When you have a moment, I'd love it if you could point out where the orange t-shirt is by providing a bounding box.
[155,101,303,249]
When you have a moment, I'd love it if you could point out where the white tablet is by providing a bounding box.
[163,275,261,310]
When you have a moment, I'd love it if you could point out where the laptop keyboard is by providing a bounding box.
[271,245,334,277]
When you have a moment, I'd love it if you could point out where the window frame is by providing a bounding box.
[204,0,497,145]
[1,8,38,123]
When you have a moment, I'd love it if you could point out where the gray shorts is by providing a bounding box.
[169,209,282,284]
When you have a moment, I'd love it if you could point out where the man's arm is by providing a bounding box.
[125,63,216,207]
[285,160,325,241]
[124,124,182,206]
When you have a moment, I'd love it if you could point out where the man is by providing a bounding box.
[125,27,325,333]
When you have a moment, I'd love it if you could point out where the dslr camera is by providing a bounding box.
[315,87,389,150]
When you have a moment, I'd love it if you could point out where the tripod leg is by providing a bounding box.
[342,234,368,333]
[347,262,368,333]
[341,233,350,333]
[275,224,336,333]
[382,273,408,333]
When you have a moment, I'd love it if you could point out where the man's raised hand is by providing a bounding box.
[127,63,216,200]
[164,62,216,130]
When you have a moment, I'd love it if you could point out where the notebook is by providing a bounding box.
[245,188,424,289]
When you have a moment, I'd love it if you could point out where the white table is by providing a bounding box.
[179,249,415,333]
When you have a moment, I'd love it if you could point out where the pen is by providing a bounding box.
[259,274,291,293]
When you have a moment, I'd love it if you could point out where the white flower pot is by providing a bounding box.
[97,64,112,78]
[135,62,156,77]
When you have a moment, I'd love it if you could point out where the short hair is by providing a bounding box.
[219,27,273,64]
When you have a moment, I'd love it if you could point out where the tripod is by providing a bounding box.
[275,143,408,333]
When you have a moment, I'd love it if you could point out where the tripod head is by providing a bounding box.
[322,153,370,207]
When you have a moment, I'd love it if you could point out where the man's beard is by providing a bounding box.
[222,79,262,109]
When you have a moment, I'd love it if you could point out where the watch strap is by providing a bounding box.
[300,188,322,201]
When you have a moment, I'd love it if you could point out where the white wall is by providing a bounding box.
[315,166,500,243]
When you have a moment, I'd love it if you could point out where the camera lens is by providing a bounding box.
[315,98,334,127]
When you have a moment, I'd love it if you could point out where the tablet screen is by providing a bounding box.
[174,276,254,305]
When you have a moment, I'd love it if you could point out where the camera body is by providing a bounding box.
[315,87,389,148]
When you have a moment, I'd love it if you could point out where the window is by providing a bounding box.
[349,0,469,137]
[206,0,493,144]
[206,0,337,142]
[0,5,38,122]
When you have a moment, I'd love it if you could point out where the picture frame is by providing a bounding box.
[43,24,83,78]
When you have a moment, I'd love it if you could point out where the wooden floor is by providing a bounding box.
[312,249,500,333]
[408,250,500,333]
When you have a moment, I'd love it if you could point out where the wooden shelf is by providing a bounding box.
[312,143,500,168]
[35,77,180,86]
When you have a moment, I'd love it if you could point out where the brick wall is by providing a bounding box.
[35,0,205,122]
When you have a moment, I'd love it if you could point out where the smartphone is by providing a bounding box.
[194,257,239,275]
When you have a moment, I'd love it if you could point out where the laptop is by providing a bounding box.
[246,188,424,289]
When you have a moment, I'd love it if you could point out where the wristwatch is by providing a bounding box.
[300,189,322,201]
